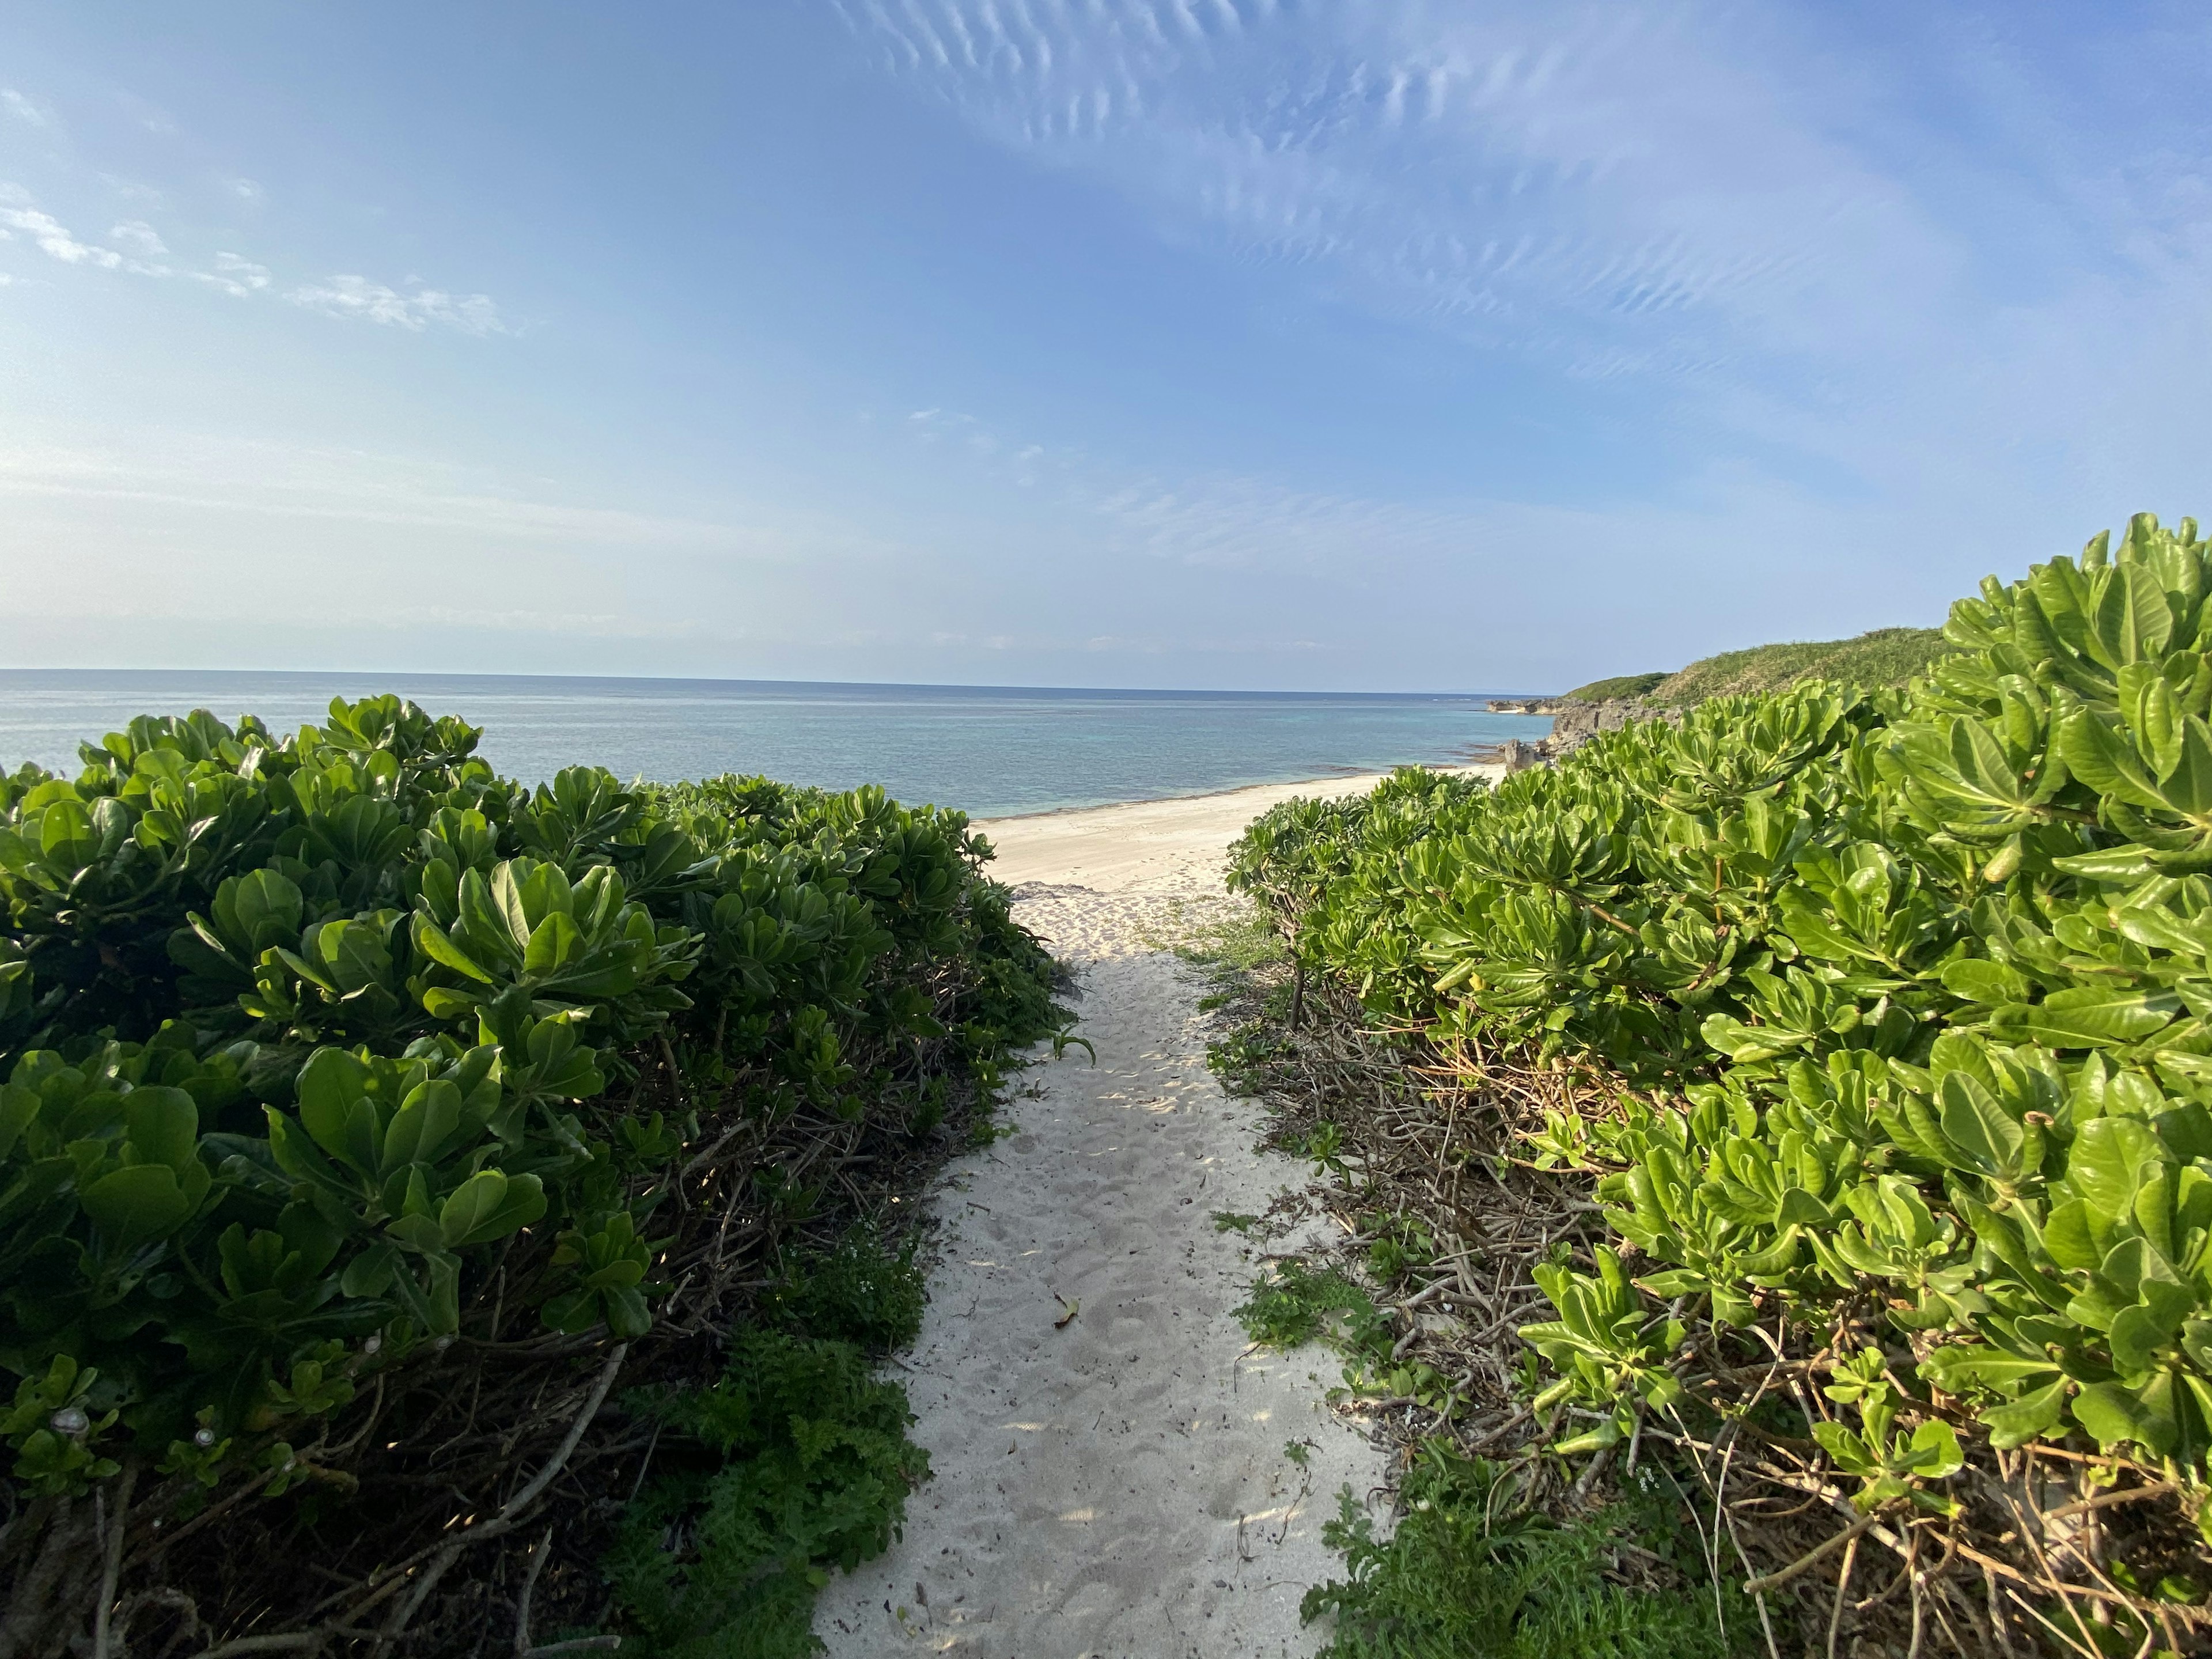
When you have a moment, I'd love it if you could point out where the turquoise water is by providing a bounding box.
[0,672,1550,819]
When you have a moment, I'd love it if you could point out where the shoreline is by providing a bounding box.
[972,755,1497,827]
[976,760,1502,896]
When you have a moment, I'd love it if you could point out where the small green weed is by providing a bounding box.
[765,1228,926,1351]
[605,1331,929,1658]
[1285,1438,1313,1468]
[905,1076,948,1138]
[1142,897,1287,974]
[1237,1258,1388,1359]
[968,1112,1021,1148]
[1207,1023,1289,1094]
[1365,1211,1437,1285]
[1302,1443,1741,1659]
[1299,1120,1350,1178]
[1211,1211,1262,1234]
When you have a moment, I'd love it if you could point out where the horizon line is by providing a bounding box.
[0,665,1565,702]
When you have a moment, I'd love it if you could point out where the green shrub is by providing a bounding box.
[0,694,1055,1503]
[604,1331,928,1659]
[1228,514,2212,1509]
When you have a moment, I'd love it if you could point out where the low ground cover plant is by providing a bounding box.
[1302,1443,1734,1659]
[1229,515,2212,1650]
[0,697,1060,1657]
[604,1229,931,1659]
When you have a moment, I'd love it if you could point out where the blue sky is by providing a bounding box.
[2,2,2207,691]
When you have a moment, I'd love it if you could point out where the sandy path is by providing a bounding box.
[812,771,1461,1657]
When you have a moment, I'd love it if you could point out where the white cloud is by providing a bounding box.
[194,251,271,297]
[0,169,498,335]
[286,273,506,335]
[0,207,121,268]
[108,220,167,256]
[1,89,50,128]
[223,177,264,203]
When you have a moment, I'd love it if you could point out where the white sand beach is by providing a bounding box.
[813,768,1491,1658]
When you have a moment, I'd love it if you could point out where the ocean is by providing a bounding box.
[0,671,1551,820]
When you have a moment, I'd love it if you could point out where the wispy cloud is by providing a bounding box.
[0,183,498,336]
[0,113,495,342]
[108,219,166,256]
[1,89,50,128]
[0,205,121,267]
[845,2,1944,386]
[195,252,270,297]
[286,274,506,334]
[843,2,2212,550]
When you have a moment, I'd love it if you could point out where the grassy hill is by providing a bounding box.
[1653,626,1954,701]
[1560,627,1955,705]
[1559,671,1670,702]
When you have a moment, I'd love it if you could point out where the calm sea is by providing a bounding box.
[0,671,1550,819]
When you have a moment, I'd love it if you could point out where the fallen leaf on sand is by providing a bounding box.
[1054,1292,1080,1328]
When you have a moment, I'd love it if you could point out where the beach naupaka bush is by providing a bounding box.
[0,693,1059,1654]
[1230,513,2212,1529]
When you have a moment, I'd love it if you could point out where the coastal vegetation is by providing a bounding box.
[1225,514,2212,1652]
[1649,624,1956,702]
[1562,625,1955,706]
[1558,671,1671,703]
[0,698,1060,1657]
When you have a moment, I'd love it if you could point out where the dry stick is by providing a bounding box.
[1717,1493,1783,1659]
[372,1343,628,1645]
[1710,1325,1787,1652]
[1653,1441,1734,1643]
[623,1421,664,1506]
[1982,1562,2016,1659]
[1740,1507,1882,1596]
[92,1463,139,1659]
[1904,1530,1925,1659]
[2042,1480,2178,1522]
[0,1495,80,1659]
[1999,1488,2105,1657]
[2005,1586,2104,1659]
[510,1526,555,1658]
[1826,1532,1861,1659]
